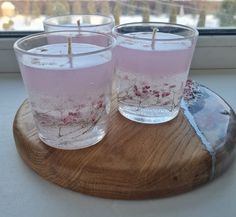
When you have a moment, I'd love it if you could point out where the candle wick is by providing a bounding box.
[77,19,80,28]
[67,37,73,68]
[67,37,72,55]
[151,28,158,50]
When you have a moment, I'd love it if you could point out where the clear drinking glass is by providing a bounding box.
[14,31,116,150]
[113,22,198,124]
[43,14,114,33]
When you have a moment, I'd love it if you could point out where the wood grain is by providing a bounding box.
[13,84,236,199]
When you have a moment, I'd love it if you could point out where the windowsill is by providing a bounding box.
[190,69,236,110]
[1,70,236,217]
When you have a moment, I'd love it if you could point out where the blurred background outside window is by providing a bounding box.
[0,0,235,31]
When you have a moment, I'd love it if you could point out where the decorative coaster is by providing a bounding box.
[13,81,236,199]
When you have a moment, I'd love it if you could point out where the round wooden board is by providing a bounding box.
[13,81,236,199]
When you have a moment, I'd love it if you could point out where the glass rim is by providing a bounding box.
[112,22,199,41]
[14,30,116,58]
[43,14,115,29]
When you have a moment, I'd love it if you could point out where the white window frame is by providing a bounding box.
[1,32,236,73]
[193,34,236,70]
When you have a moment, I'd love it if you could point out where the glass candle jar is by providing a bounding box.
[14,31,116,149]
[43,14,114,33]
[113,22,198,124]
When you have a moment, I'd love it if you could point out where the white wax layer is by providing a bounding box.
[23,43,111,69]
[118,32,192,51]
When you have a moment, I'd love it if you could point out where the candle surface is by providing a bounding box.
[122,32,191,50]
[26,43,111,68]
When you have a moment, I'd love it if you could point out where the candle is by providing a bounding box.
[43,14,115,33]
[44,15,115,47]
[14,31,115,150]
[113,22,198,124]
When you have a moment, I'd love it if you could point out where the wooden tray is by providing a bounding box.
[13,81,236,199]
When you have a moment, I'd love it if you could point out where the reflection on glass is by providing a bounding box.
[0,0,235,31]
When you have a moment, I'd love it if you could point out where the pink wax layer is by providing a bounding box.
[116,46,193,77]
[19,43,114,98]
[115,32,195,77]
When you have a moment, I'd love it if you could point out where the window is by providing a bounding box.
[0,0,236,31]
[0,0,236,72]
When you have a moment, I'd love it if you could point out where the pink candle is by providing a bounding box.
[113,23,198,124]
[44,14,114,33]
[44,15,115,46]
[14,31,115,149]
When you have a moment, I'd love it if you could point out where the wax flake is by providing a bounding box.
[40,49,48,52]
[31,58,40,64]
